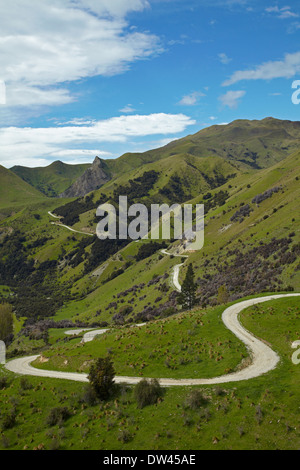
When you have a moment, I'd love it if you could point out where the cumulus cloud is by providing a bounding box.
[223,51,300,86]
[219,90,246,108]
[0,0,161,108]
[0,113,195,167]
[178,91,205,106]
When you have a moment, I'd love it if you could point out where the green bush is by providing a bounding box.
[184,390,208,410]
[46,407,71,427]
[0,376,9,390]
[134,378,163,409]
[1,409,16,431]
[19,377,33,391]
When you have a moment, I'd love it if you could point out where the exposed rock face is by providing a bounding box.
[60,157,110,198]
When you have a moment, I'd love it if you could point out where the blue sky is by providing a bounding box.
[0,0,300,168]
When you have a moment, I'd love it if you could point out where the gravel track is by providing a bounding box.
[6,294,299,386]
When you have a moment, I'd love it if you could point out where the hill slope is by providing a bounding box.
[11,160,91,197]
[103,117,300,176]
[0,165,47,210]
[59,117,300,198]
[1,145,298,329]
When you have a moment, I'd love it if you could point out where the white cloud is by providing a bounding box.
[0,113,195,167]
[223,51,300,86]
[265,5,299,19]
[119,104,136,113]
[219,90,246,108]
[57,118,97,126]
[5,85,74,107]
[0,0,161,108]
[218,53,232,64]
[178,91,205,106]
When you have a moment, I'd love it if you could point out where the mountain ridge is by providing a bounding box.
[11,160,91,197]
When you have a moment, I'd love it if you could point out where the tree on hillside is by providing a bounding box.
[88,356,115,400]
[177,264,197,310]
[0,303,13,343]
[217,285,229,305]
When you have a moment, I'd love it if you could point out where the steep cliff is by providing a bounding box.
[60,157,110,198]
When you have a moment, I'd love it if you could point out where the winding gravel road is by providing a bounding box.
[48,211,94,236]
[6,215,298,385]
[5,294,299,386]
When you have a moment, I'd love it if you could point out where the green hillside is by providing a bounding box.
[1,117,300,452]
[46,147,299,326]
[11,161,91,197]
[0,165,47,211]
[1,296,299,450]
[103,117,300,178]
[1,144,299,334]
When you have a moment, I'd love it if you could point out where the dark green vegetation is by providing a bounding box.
[88,356,116,400]
[177,264,197,310]
[0,297,299,450]
[0,303,13,343]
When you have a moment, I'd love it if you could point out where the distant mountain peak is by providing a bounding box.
[59,156,110,198]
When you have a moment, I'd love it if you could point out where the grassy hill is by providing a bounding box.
[1,147,299,334]
[0,296,299,450]
[0,117,300,451]
[102,117,300,179]
[0,117,298,333]
[11,161,91,197]
[0,165,47,211]
[20,117,298,200]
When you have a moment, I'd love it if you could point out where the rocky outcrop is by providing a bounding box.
[60,156,110,198]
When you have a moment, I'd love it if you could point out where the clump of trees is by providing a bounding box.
[230,204,252,223]
[135,241,167,262]
[252,186,281,205]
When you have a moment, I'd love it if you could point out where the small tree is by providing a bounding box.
[88,356,115,400]
[0,303,13,343]
[217,285,229,304]
[177,264,197,310]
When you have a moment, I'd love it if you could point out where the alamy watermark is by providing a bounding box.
[96,197,205,252]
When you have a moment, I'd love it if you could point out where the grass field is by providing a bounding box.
[31,304,249,379]
[0,297,299,450]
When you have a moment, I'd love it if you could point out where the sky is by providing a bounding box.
[0,0,300,168]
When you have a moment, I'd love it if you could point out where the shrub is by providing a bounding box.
[0,376,9,390]
[184,390,208,410]
[88,356,115,400]
[117,429,133,443]
[134,378,163,409]
[46,407,71,427]
[1,409,17,430]
[80,384,99,406]
[19,377,33,391]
